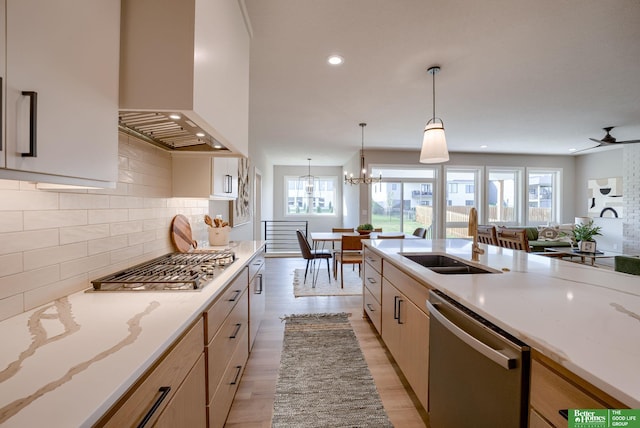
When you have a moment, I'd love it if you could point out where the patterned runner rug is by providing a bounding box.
[272,313,393,427]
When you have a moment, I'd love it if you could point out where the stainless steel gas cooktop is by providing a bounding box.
[90,251,236,291]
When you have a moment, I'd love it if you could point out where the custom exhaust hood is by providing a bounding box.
[118,0,250,155]
[118,111,231,152]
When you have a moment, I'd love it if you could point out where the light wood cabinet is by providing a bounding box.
[381,275,429,411]
[529,351,627,427]
[172,155,239,200]
[119,0,250,155]
[1,0,119,186]
[248,251,266,350]
[154,354,207,428]
[204,267,250,427]
[96,318,206,427]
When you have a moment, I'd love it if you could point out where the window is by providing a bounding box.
[369,166,438,234]
[445,168,481,238]
[487,168,522,225]
[285,176,337,215]
[526,169,561,224]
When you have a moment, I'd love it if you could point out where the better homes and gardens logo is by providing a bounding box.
[568,409,640,428]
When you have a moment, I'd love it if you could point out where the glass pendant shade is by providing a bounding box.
[420,118,449,163]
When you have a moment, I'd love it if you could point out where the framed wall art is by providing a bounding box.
[587,177,623,218]
[229,157,251,227]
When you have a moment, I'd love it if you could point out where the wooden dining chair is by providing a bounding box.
[296,230,332,285]
[496,227,530,252]
[376,234,405,239]
[331,227,355,270]
[336,234,365,288]
[373,228,383,232]
[477,225,498,246]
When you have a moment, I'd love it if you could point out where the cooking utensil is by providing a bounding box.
[204,215,213,227]
[171,214,198,253]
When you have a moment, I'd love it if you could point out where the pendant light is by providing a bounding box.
[344,123,382,185]
[299,158,317,197]
[420,66,449,164]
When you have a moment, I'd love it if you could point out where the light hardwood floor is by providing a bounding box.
[224,257,429,427]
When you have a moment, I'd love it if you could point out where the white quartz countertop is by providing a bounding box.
[0,241,265,428]
[364,238,640,408]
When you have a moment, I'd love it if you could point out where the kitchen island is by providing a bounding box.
[0,241,264,427]
[363,238,640,412]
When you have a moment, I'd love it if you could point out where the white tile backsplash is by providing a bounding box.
[0,134,209,321]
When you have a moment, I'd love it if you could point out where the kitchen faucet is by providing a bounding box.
[468,207,484,262]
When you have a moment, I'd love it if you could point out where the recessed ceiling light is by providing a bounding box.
[169,114,181,120]
[196,132,205,137]
[214,143,222,149]
[327,55,344,66]
[569,148,577,152]
[480,145,488,149]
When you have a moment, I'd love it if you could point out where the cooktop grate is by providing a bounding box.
[90,251,236,291]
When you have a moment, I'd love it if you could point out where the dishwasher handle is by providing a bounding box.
[427,300,517,370]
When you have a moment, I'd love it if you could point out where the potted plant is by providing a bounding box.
[356,223,374,235]
[572,220,602,252]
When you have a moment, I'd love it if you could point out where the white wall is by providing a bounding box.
[574,147,624,252]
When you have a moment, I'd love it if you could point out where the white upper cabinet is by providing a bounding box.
[1,0,120,187]
[119,0,251,157]
[172,154,239,200]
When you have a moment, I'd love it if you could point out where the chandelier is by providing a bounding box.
[344,123,382,185]
[299,158,317,197]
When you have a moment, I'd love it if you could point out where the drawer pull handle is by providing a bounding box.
[393,296,400,320]
[559,409,568,420]
[21,91,38,157]
[366,277,377,284]
[137,386,171,428]
[256,274,263,294]
[366,303,375,312]
[230,365,242,385]
[228,289,241,302]
[397,298,404,324]
[229,323,242,339]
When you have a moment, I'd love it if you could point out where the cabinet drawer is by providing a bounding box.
[248,252,265,281]
[529,408,553,428]
[205,267,249,343]
[208,327,250,428]
[363,247,382,274]
[206,287,249,402]
[99,318,204,427]
[530,359,609,427]
[154,354,207,428]
[363,287,381,334]
[363,261,382,303]
[384,262,430,315]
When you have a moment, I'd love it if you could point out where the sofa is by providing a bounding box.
[505,226,574,252]
[614,255,640,275]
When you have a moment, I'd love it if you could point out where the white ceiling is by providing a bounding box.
[245,0,640,166]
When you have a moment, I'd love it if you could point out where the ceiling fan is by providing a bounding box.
[577,126,640,153]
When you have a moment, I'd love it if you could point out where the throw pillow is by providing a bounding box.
[538,227,560,241]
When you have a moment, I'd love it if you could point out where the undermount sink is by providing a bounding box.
[401,253,498,275]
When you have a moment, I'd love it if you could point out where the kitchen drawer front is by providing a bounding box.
[249,265,266,350]
[363,260,382,303]
[205,267,249,343]
[363,247,382,274]
[530,358,610,428]
[363,287,381,334]
[206,287,249,402]
[99,318,204,427]
[248,251,265,281]
[383,262,430,315]
[154,354,207,428]
[529,408,553,428]
[208,326,250,428]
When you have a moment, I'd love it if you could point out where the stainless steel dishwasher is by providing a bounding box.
[427,290,530,428]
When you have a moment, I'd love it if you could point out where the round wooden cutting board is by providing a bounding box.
[170,214,198,253]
